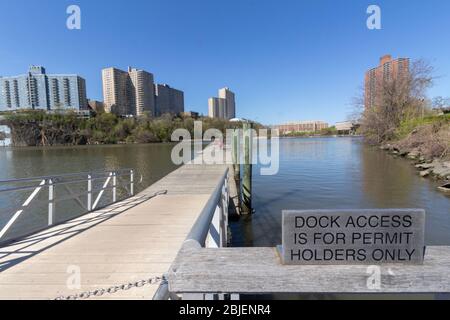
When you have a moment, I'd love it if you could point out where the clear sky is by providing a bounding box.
[1,0,449,125]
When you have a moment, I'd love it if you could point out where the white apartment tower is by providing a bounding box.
[208,87,236,120]
[208,97,227,119]
[218,87,236,119]
[128,67,155,116]
[102,68,128,115]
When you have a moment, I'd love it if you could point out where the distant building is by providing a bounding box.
[154,84,184,116]
[335,121,359,135]
[218,87,236,119]
[208,97,227,119]
[180,111,199,119]
[47,109,93,119]
[102,67,155,116]
[275,121,329,134]
[208,87,236,120]
[432,106,450,115]
[365,55,410,109]
[87,99,105,113]
[229,118,246,122]
[0,66,87,111]
[102,68,128,115]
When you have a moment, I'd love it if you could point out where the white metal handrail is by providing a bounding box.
[0,169,137,243]
[153,168,230,300]
[184,168,229,249]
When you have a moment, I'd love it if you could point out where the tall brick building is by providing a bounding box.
[365,55,410,109]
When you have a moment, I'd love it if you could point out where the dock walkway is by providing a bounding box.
[0,148,229,299]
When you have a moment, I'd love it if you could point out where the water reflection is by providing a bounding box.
[230,137,450,247]
[231,137,450,300]
[0,143,179,242]
[0,143,178,187]
[361,144,416,206]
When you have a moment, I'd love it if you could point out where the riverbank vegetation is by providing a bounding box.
[1,111,257,147]
[354,59,450,180]
[281,126,338,137]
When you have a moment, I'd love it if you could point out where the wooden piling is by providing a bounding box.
[242,122,253,215]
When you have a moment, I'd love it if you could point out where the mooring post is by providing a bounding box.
[242,122,253,214]
[232,129,240,180]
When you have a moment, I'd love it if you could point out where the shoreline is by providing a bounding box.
[0,141,179,150]
[380,143,450,182]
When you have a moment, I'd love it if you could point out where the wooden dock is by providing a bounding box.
[0,150,230,299]
[169,247,450,295]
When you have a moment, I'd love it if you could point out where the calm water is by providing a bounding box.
[0,143,177,183]
[1,138,449,246]
[0,143,178,242]
[230,137,450,247]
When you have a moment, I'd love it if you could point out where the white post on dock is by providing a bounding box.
[48,179,54,226]
[87,174,92,211]
[112,171,117,202]
[130,169,134,196]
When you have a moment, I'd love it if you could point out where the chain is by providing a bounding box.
[54,275,166,300]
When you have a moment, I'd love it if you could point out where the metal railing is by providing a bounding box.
[0,169,137,245]
[185,167,229,249]
[153,167,230,300]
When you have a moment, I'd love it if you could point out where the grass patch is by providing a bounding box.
[396,114,450,139]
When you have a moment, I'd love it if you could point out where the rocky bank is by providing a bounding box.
[380,143,450,181]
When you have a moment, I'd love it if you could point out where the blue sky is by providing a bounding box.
[0,0,449,125]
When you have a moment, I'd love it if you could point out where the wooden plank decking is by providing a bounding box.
[0,153,229,299]
[169,247,450,294]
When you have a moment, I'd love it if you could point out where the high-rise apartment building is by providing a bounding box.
[208,97,227,119]
[0,66,87,111]
[129,68,155,116]
[218,87,236,119]
[154,84,184,116]
[102,68,128,115]
[102,67,155,116]
[208,87,236,120]
[365,55,410,109]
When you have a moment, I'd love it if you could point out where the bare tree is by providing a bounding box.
[432,96,450,109]
[355,59,435,144]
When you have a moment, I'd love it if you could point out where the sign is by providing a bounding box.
[279,209,426,265]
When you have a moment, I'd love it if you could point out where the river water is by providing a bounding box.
[229,136,450,300]
[0,138,449,298]
[0,143,179,242]
[230,137,450,247]
[1,138,449,245]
